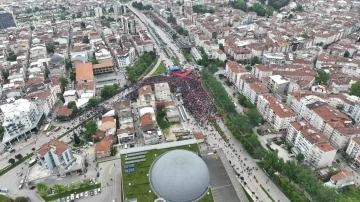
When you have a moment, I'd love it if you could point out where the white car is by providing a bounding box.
[70,194,74,200]
[75,193,79,199]
[80,192,84,198]
[85,191,89,197]
[94,190,98,195]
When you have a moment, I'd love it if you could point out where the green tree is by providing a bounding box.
[67,101,76,109]
[65,59,72,70]
[60,76,69,91]
[73,133,81,145]
[86,120,97,137]
[14,197,27,202]
[300,33,309,38]
[81,21,86,29]
[6,52,17,61]
[238,94,247,106]
[246,108,262,126]
[53,184,64,194]
[82,36,90,44]
[8,158,15,165]
[15,154,22,160]
[251,56,261,65]
[91,58,99,64]
[111,147,117,156]
[350,81,360,97]
[101,84,118,99]
[266,6,275,16]
[251,3,266,16]
[36,183,48,197]
[60,15,66,20]
[344,50,350,58]
[314,69,329,84]
[4,199,14,202]
[46,44,55,53]
[70,73,75,81]
[2,70,9,82]
[219,43,224,51]
[88,98,100,107]
[296,153,305,162]
[172,33,178,40]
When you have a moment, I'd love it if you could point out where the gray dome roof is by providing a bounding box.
[50,54,64,64]
[149,150,210,202]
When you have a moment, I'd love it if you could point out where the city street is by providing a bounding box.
[127,3,186,64]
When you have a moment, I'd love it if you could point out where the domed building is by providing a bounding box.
[49,54,64,65]
[149,150,210,202]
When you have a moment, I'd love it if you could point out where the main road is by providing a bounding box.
[127,3,187,65]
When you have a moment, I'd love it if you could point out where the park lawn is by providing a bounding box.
[42,183,101,202]
[0,195,8,202]
[156,110,171,130]
[154,62,166,75]
[122,144,207,202]
[172,58,181,68]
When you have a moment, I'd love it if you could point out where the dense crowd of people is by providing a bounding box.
[126,71,218,122]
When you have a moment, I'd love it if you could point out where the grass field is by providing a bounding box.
[0,195,8,202]
[154,61,166,75]
[122,144,214,202]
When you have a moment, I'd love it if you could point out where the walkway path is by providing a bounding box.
[144,57,161,78]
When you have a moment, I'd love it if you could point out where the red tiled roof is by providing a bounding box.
[140,113,152,126]
[37,139,68,156]
[95,139,111,152]
[56,106,72,116]
[102,117,115,123]
[331,171,353,181]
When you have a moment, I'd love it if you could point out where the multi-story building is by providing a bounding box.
[262,53,285,66]
[327,128,360,150]
[267,75,290,95]
[36,139,75,171]
[94,7,103,18]
[225,61,248,90]
[287,120,337,168]
[242,77,268,105]
[346,138,360,168]
[114,100,132,119]
[257,94,296,132]
[154,82,171,103]
[1,99,43,145]
[76,62,118,90]
[139,107,161,145]
[137,85,156,110]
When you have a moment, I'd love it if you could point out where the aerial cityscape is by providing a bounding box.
[0,0,360,202]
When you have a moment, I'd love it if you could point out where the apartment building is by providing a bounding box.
[242,77,269,105]
[286,92,326,118]
[154,82,171,103]
[137,85,156,110]
[76,62,118,90]
[36,139,75,170]
[346,138,360,168]
[257,94,296,132]
[287,121,337,168]
[1,99,43,145]
[267,75,290,95]
[225,61,248,91]
[262,53,285,66]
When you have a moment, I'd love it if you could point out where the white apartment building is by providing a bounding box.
[287,121,337,168]
[117,51,131,67]
[262,53,285,66]
[36,139,75,171]
[154,82,171,102]
[225,61,248,91]
[242,79,268,105]
[328,128,360,150]
[267,75,290,94]
[137,85,156,110]
[252,64,272,79]
[1,99,43,145]
[95,7,103,18]
[257,94,296,132]
[63,90,78,103]
[346,138,360,168]
[286,92,325,118]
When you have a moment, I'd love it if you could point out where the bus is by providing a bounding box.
[29,159,37,167]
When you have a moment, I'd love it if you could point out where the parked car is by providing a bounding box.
[85,191,89,197]
[94,190,98,195]
[97,187,101,193]
[90,191,94,196]
[70,194,74,200]
[75,194,79,199]
[80,192,83,198]
[29,186,36,190]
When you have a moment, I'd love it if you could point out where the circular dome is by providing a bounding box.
[149,150,210,202]
[50,54,64,64]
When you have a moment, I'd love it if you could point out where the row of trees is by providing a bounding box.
[192,5,215,13]
[126,51,157,82]
[53,179,91,194]
[202,68,356,201]
[196,53,224,73]
[132,2,152,10]
[176,27,188,36]
[7,154,23,165]
[1,197,29,202]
